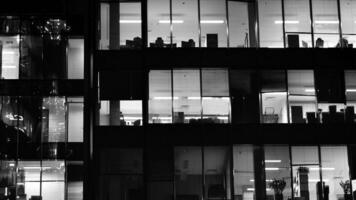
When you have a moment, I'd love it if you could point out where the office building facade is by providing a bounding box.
[1,0,356,200]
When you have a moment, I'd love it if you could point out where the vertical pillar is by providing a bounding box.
[253,145,266,200]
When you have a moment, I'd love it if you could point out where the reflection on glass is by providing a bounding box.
[284,0,312,48]
[0,36,20,79]
[99,100,142,126]
[42,97,66,142]
[172,0,199,47]
[175,147,203,200]
[264,146,291,200]
[233,145,255,200]
[228,1,254,47]
[258,0,284,47]
[148,0,171,47]
[345,70,356,122]
[288,70,317,123]
[340,0,356,48]
[149,70,172,123]
[320,146,350,200]
[291,146,320,200]
[200,0,227,47]
[204,147,230,200]
[173,70,201,123]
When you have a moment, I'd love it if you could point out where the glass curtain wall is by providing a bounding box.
[345,70,356,123]
[0,96,84,200]
[340,0,356,47]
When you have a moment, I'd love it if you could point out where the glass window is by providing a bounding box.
[284,0,312,47]
[320,146,350,200]
[345,70,356,123]
[233,145,255,200]
[175,147,203,200]
[99,2,142,50]
[340,0,356,48]
[260,71,288,123]
[173,70,201,123]
[42,97,66,142]
[67,97,84,142]
[264,146,292,200]
[291,146,321,200]
[99,100,143,126]
[0,35,20,79]
[317,103,345,123]
[288,70,318,123]
[202,69,230,123]
[172,0,199,47]
[148,0,171,47]
[204,147,230,200]
[228,1,256,47]
[67,38,84,79]
[230,70,260,123]
[99,148,144,200]
[258,0,284,47]
[200,0,227,47]
[312,0,340,47]
[149,70,172,123]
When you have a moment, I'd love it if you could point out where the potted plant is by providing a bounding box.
[340,180,352,200]
[269,178,286,200]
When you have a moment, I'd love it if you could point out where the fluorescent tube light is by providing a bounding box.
[247,188,271,192]
[250,179,273,182]
[187,97,201,100]
[310,167,335,171]
[305,88,315,92]
[2,65,17,69]
[315,20,339,24]
[119,20,142,24]
[153,97,179,100]
[346,89,356,92]
[202,97,230,100]
[2,51,16,55]
[9,163,15,167]
[275,20,300,24]
[265,167,280,171]
[201,20,224,24]
[159,20,184,24]
[265,159,282,163]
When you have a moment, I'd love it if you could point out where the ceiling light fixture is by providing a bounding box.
[201,20,225,24]
[310,167,335,171]
[265,167,280,171]
[265,160,282,163]
[274,20,300,24]
[305,88,315,92]
[315,20,339,24]
[346,89,356,92]
[159,20,184,24]
[2,65,17,69]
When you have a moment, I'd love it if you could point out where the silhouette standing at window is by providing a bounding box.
[336,38,348,48]
[315,38,324,48]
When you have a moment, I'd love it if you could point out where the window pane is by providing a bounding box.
[204,147,230,200]
[99,100,142,126]
[172,0,199,47]
[68,98,84,142]
[340,0,356,34]
[202,69,229,97]
[261,92,288,123]
[320,146,350,200]
[200,0,227,47]
[317,103,345,123]
[120,2,142,49]
[173,70,201,123]
[175,147,203,200]
[345,70,356,122]
[149,70,172,123]
[0,36,19,79]
[228,1,256,47]
[312,0,339,47]
[288,70,315,96]
[233,145,255,200]
[284,0,312,47]
[42,97,66,142]
[148,0,171,47]
[68,39,84,79]
[264,146,291,200]
[258,0,284,47]
[291,146,321,200]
